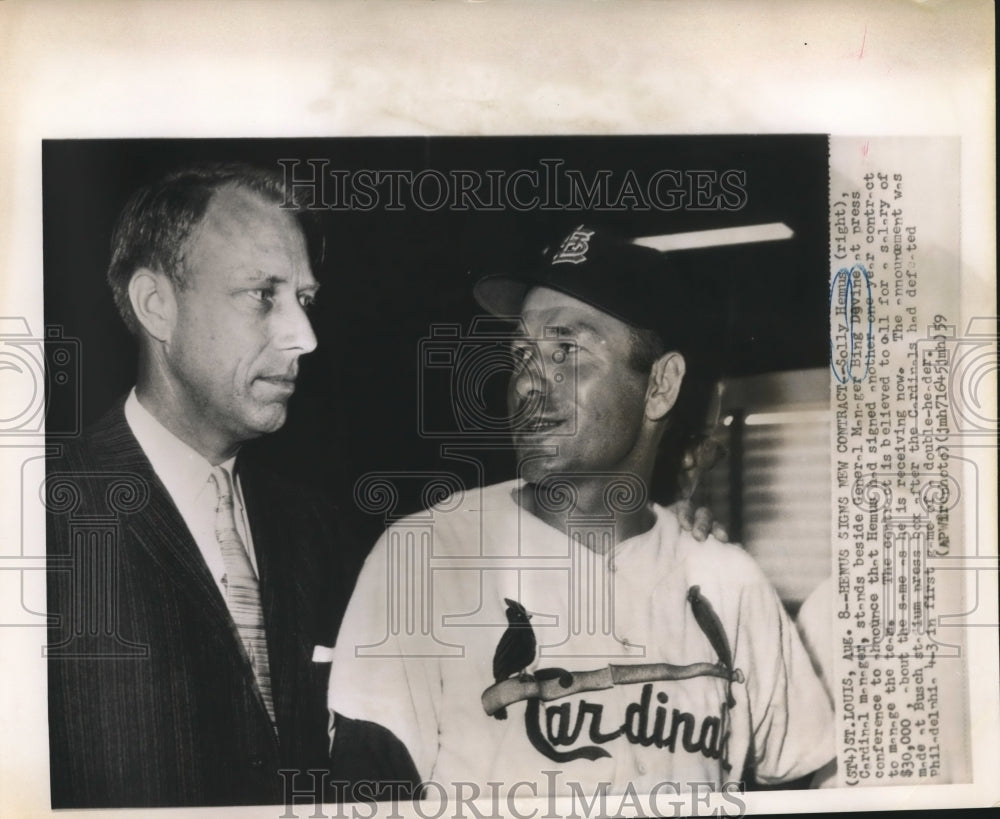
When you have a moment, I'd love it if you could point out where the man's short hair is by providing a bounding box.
[626,326,666,375]
[106,162,302,334]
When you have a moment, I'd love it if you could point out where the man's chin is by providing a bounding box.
[515,456,565,487]
[243,403,289,436]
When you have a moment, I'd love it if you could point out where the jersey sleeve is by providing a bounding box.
[327,531,442,781]
[795,577,835,702]
[735,571,836,784]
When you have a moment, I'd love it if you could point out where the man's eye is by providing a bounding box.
[298,292,317,309]
[248,288,275,304]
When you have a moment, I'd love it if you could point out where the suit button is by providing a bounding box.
[249,758,265,769]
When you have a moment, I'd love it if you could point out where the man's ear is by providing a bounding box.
[128,268,177,343]
[645,351,685,421]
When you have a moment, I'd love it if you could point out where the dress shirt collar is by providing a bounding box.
[124,388,258,585]
[124,388,238,504]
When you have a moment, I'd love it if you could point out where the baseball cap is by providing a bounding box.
[473,224,703,351]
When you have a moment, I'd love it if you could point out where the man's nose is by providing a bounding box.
[510,369,537,408]
[278,298,318,354]
[509,344,557,404]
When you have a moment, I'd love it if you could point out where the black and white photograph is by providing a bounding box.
[41,136,834,810]
[1,3,995,819]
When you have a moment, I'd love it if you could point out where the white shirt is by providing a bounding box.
[124,389,258,594]
[329,479,835,793]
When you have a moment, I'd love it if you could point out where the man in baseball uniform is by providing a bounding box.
[328,226,834,797]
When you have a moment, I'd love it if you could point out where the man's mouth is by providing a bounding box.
[517,417,564,433]
[257,375,297,392]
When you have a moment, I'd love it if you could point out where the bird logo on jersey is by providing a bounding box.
[480,586,744,768]
[491,598,538,720]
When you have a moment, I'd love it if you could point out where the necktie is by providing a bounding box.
[210,466,275,725]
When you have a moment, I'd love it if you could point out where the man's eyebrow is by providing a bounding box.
[242,272,285,287]
[542,321,602,339]
[244,273,320,294]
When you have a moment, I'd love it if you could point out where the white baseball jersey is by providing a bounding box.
[328,480,834,794]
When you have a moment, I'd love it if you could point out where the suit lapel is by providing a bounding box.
[129,483,234,634]
[91,402,278,729]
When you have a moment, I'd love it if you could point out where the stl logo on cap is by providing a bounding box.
[551,225,595,265]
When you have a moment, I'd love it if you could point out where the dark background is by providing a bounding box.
[43,135,829,545]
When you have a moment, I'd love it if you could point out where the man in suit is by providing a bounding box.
[46,164,359,807]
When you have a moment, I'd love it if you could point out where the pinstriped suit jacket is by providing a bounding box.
[46,399,357,808]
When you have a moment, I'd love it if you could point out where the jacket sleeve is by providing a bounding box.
[329,716,422,802]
